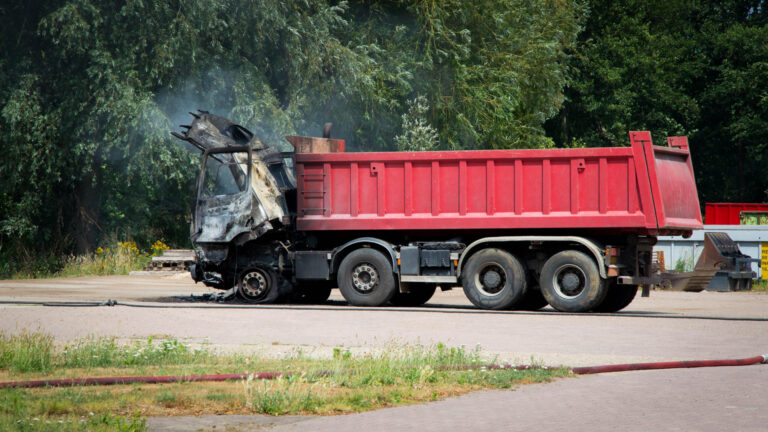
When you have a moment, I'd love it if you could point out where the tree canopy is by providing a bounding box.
[546,0,768,204]
[0,0,766,273]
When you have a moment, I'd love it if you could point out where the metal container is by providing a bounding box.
[704,203,768,225]
[295,131,702,235]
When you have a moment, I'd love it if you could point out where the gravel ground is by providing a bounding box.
[1,274,767,431]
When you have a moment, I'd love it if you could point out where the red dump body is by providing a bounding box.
[294,131,702,236]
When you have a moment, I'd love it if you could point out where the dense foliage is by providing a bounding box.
[0,0,766,275]
[546,0,768,204]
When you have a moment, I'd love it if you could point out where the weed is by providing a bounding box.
[0,410,147,432]
[90,412,147,432]
[752,279,768,292]
[150,240,170,256]
[40,399,74,416]
[333,347,351,360]
[0,332,212,373]
[155,391,176,404]
[242,373,318,415]
[0,331,55,373]
[205,392,234,402]
[674,251,695,272]
[58,241,149,277]
[2,238,173,279]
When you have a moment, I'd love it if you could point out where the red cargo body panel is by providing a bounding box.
[704,203,768,225]
[295,131,703,235]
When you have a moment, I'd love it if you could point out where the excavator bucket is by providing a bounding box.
[662,232,757,292]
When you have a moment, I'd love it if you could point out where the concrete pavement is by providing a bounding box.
[1,275,767,431]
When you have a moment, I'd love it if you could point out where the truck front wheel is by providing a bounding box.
[238,267,280,304]
[540,250,606,312]
[337,249,396,306]
[462,248,527,310]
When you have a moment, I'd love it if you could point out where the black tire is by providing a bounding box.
[337,248,396,306]
[594,282,638,312]
[461,248,527,310]
[540,250,607,312]
[390,285,437,306]
[292,282,333,304]
[515,286,549,311]
[237,267,280,304]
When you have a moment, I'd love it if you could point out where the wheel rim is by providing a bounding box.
[552,264,586,299]
[474,262,507,296]
[241,269,269,300]
[351,262,379,294]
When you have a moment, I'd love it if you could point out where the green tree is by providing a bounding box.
[0,0,585,275]
[547,0,768,203]
[0,0,372,269]
[694,7,768,203]
[398,0,584,149]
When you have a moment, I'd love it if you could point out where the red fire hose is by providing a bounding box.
[571,354,768,375]
[0,372,284,389]
[446,354,768,375]
[1,354,765,389]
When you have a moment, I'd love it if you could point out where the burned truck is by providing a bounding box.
[174,111,711,312]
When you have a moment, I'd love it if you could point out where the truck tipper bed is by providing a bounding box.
[295,132,701,234]
[173,113,705,313]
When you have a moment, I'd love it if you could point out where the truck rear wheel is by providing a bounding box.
[594,282,637,312]
[390,285,437,306]
[337,248,396,306]
[540,250,606,312]
[462,248,527,310]
[238,267,279,304]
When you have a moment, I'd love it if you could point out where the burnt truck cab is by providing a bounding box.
[193,146,295,250]
[173,112,296,293]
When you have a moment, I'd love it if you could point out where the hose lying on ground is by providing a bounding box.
[2,354,765,389]
[571,354,768,374]
[0,372,285,389]
[3,299,768,323]
[445,354,768,375]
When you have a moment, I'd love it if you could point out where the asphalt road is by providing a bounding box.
[1,274,767,431]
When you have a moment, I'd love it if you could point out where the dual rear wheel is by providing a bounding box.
[461,248,527,310]
[462,248,635,313]
[539,250,607,312]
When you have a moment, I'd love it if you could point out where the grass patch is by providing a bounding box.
[3,240,170,280]
[752,279,768,292]
[55,241,150,278]
[0,331,212,374]
[0,333,569,430]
